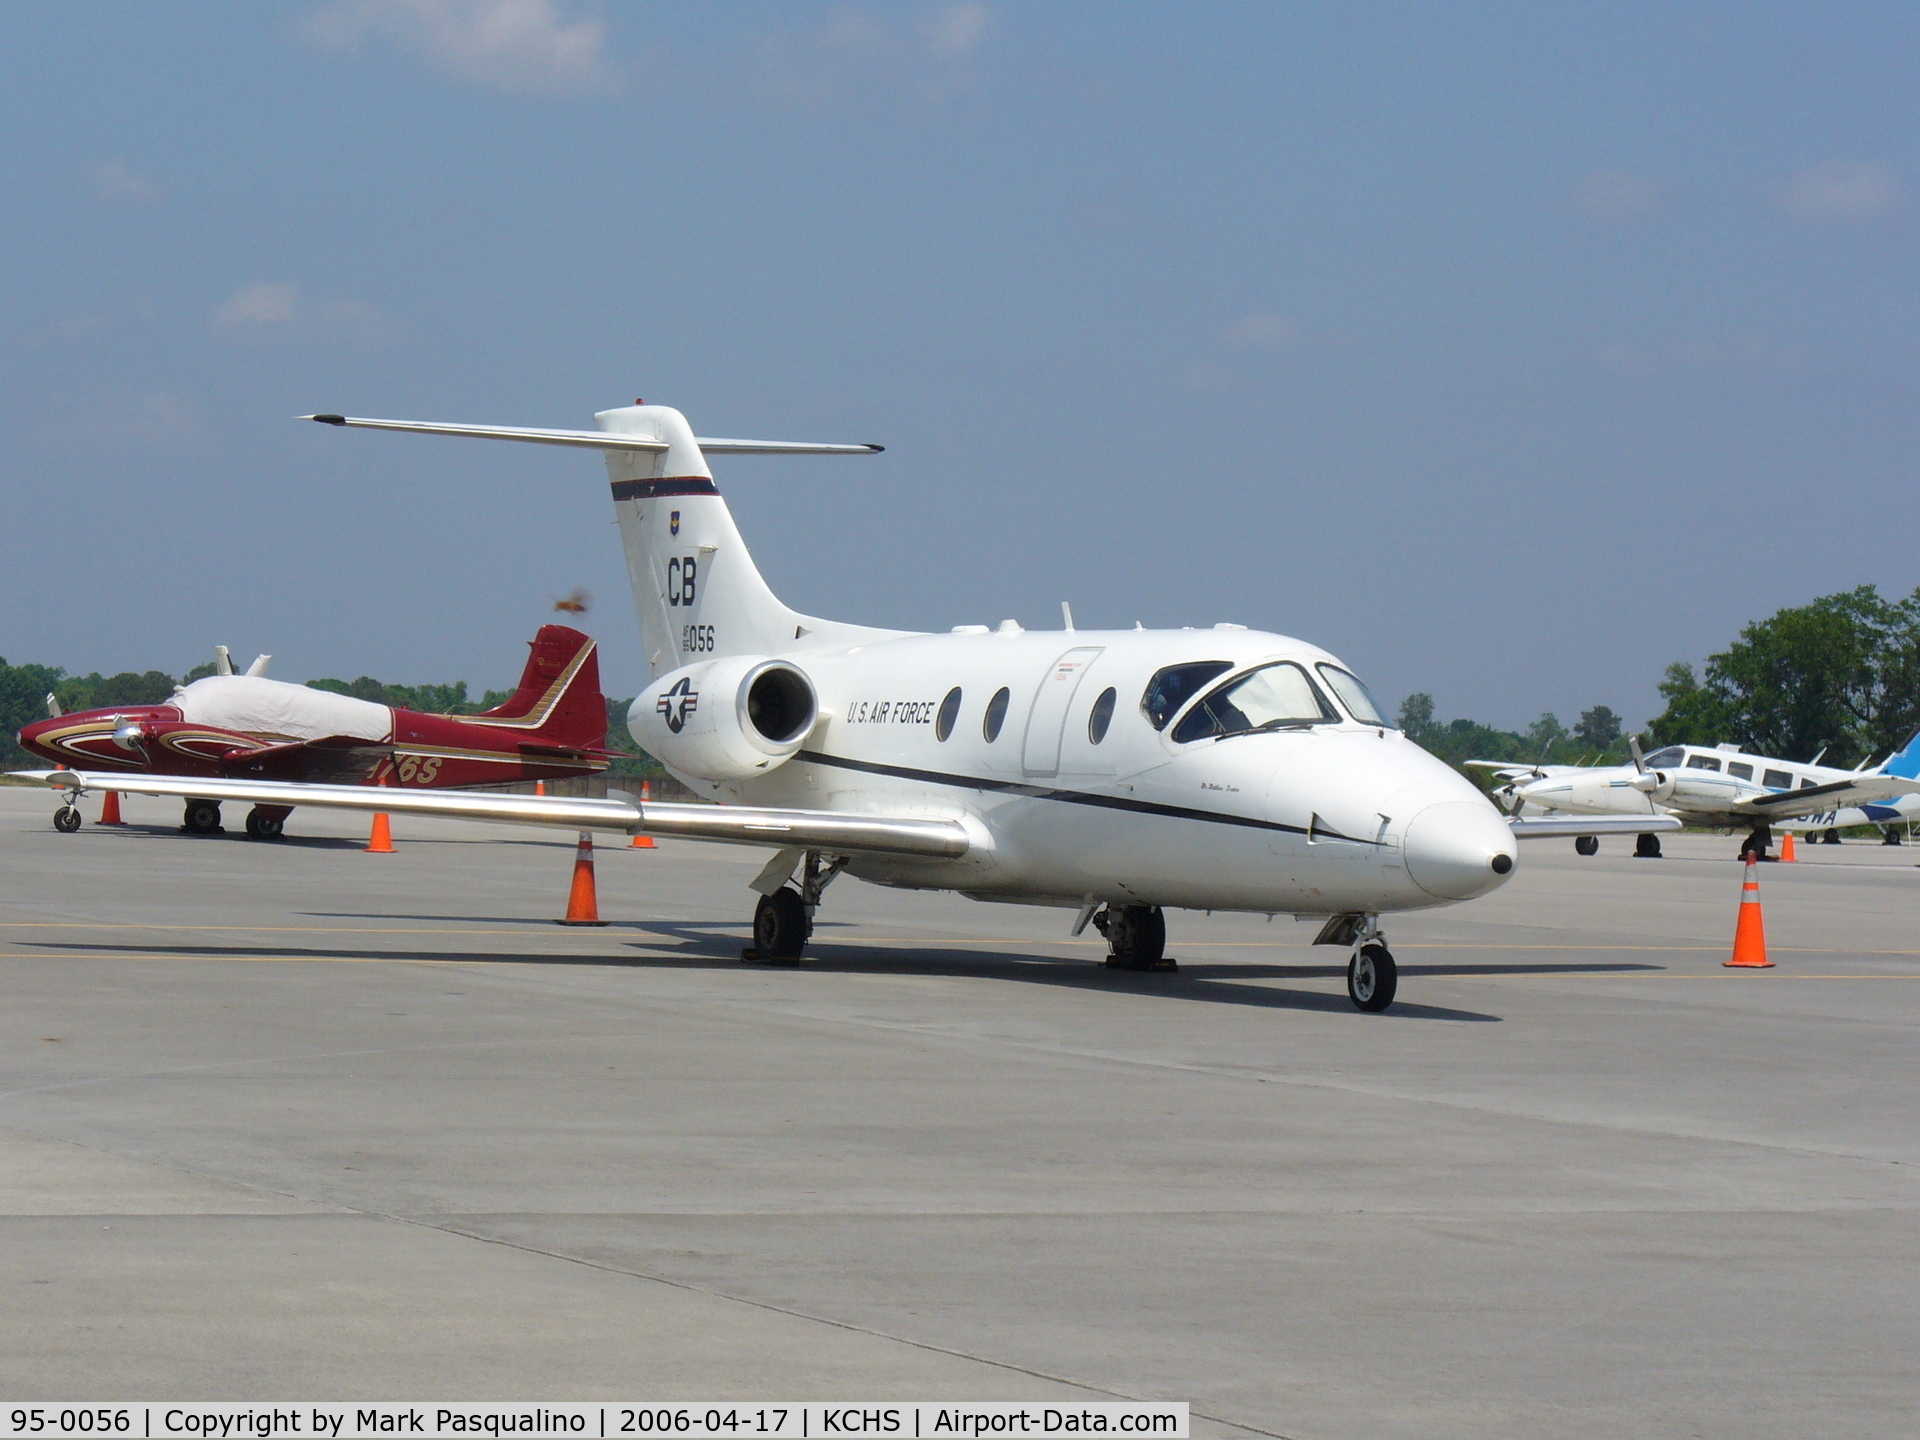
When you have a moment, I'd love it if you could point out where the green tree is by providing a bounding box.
[1397,692,1435,738]
[1524,712,1566,756]
[1574,705,1622,750]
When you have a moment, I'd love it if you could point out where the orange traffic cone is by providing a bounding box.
[632,779,656,848]
[1780,831,1797,862]
[366,810,394,853]
[98,790,124,826]
[557,832,607,925]
[1724,857,1773,968]
[535,779,546,797]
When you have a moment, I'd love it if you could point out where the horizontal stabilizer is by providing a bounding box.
[15,770,970,860]
[303,415,883,456]
[1509,815,1683,839]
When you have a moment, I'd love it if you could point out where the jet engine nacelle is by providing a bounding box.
[629,656,819,782]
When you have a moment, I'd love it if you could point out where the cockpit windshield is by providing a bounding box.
[1171,662,1337,743]
[1141,661,1232,731]
[1315,664,1386,725]
[1642,747,1684,769]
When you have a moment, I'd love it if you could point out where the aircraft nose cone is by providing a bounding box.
[1404,800,1517,901]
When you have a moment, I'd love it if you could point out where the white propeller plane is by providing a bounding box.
[1475,734,1920,859]
[20,401,1674,1011]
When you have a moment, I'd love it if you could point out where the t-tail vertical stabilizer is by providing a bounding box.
[1881,727,1920,780]
[300,403,900,682]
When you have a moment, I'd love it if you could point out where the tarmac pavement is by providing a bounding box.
[1,785,1916,1438]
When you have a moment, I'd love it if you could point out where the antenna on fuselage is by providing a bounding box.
[1061,601,1075,632]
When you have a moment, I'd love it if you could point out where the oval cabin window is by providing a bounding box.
[935,686,962,742]
[983,686,1011,742]
[1087,687,1117,743]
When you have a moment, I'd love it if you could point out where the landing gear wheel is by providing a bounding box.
[1634,832,1663,859]
[182,799,222,834]
[53,806,81,834]
[244,807,286,840]
[1347,942,1397,1012]
[1822,828,1842,845]
[747,887,810,965]
[1574,835,1599,856]
[1741,825,1772,861]
[1882,828,1904,847]
[1103,904,1173,971]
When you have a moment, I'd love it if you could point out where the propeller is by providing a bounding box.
[1627,734,1674,801]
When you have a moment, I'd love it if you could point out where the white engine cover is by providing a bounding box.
[629,655,818,782]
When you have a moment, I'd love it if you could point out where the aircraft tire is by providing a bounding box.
[183,799,222,835]
[245,807,285,840]
[751,888,810,964]
[1104,904,1171,970]
[1574,835,1599,856]
[53,807,81,834]
[1348,943,1397,1012]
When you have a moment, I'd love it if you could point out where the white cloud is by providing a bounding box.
[1569,168,1661,223]
[89,159,162,206]
[754,4,998,105]
[1221,312,1299,349]
[214,281,301,328]
[212,282,391,342]
[1773,160,1901,223]
[302,0,610,94]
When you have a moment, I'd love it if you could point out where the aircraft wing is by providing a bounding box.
[14,770,971,860]
[1728,775,1920,820]
[303,415,883,456]
[1464,761,1581,779]
[1508,815,1683,839]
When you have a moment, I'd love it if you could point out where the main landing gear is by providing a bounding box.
[1574,835,1599,857]
[1739,823,1773,861]
[182,799,223,834]
[1094,904,1174,971]
[1634,832,1664,859]
[53,804,81,833]
[244,805,291,840]
[741,851,848,965]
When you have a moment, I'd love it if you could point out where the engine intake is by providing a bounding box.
[630,656,819,782]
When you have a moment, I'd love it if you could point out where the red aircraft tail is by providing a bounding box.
[473,626,606,751]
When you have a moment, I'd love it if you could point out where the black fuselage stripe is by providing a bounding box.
[793,749,1382,846]
[610,478,720,500]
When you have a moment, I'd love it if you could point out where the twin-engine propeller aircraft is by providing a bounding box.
[20,401,1672,1011]
[1474,733,1920,858]
[19,626,607,838]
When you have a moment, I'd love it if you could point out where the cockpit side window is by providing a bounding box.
[1140,661,1232,731]
[1685,753,1722,772]
[1171,662,1337,744]
[1643,747,1684,769]
[1315,664,1386,725]
[1763,768,1792,789]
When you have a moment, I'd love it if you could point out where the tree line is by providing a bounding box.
[1400,583,1920,774]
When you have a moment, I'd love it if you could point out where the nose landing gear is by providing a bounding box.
[1346,916,1398,1012]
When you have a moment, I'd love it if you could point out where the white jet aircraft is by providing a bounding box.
[1475,734,1920,859]
[22,402,1672,1011]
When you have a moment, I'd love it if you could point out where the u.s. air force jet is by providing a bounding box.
[20,402,1671,1011]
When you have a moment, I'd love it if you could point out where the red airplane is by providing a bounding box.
[19,625,609,838]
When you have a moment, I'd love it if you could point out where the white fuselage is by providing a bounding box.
[1513,742,1907,830]
[633,625,1517,916]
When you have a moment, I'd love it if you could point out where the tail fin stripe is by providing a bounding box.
[472,640,597,731]
[612,477,719,500]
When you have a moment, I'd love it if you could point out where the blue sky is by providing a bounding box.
[3,2,1915,729]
